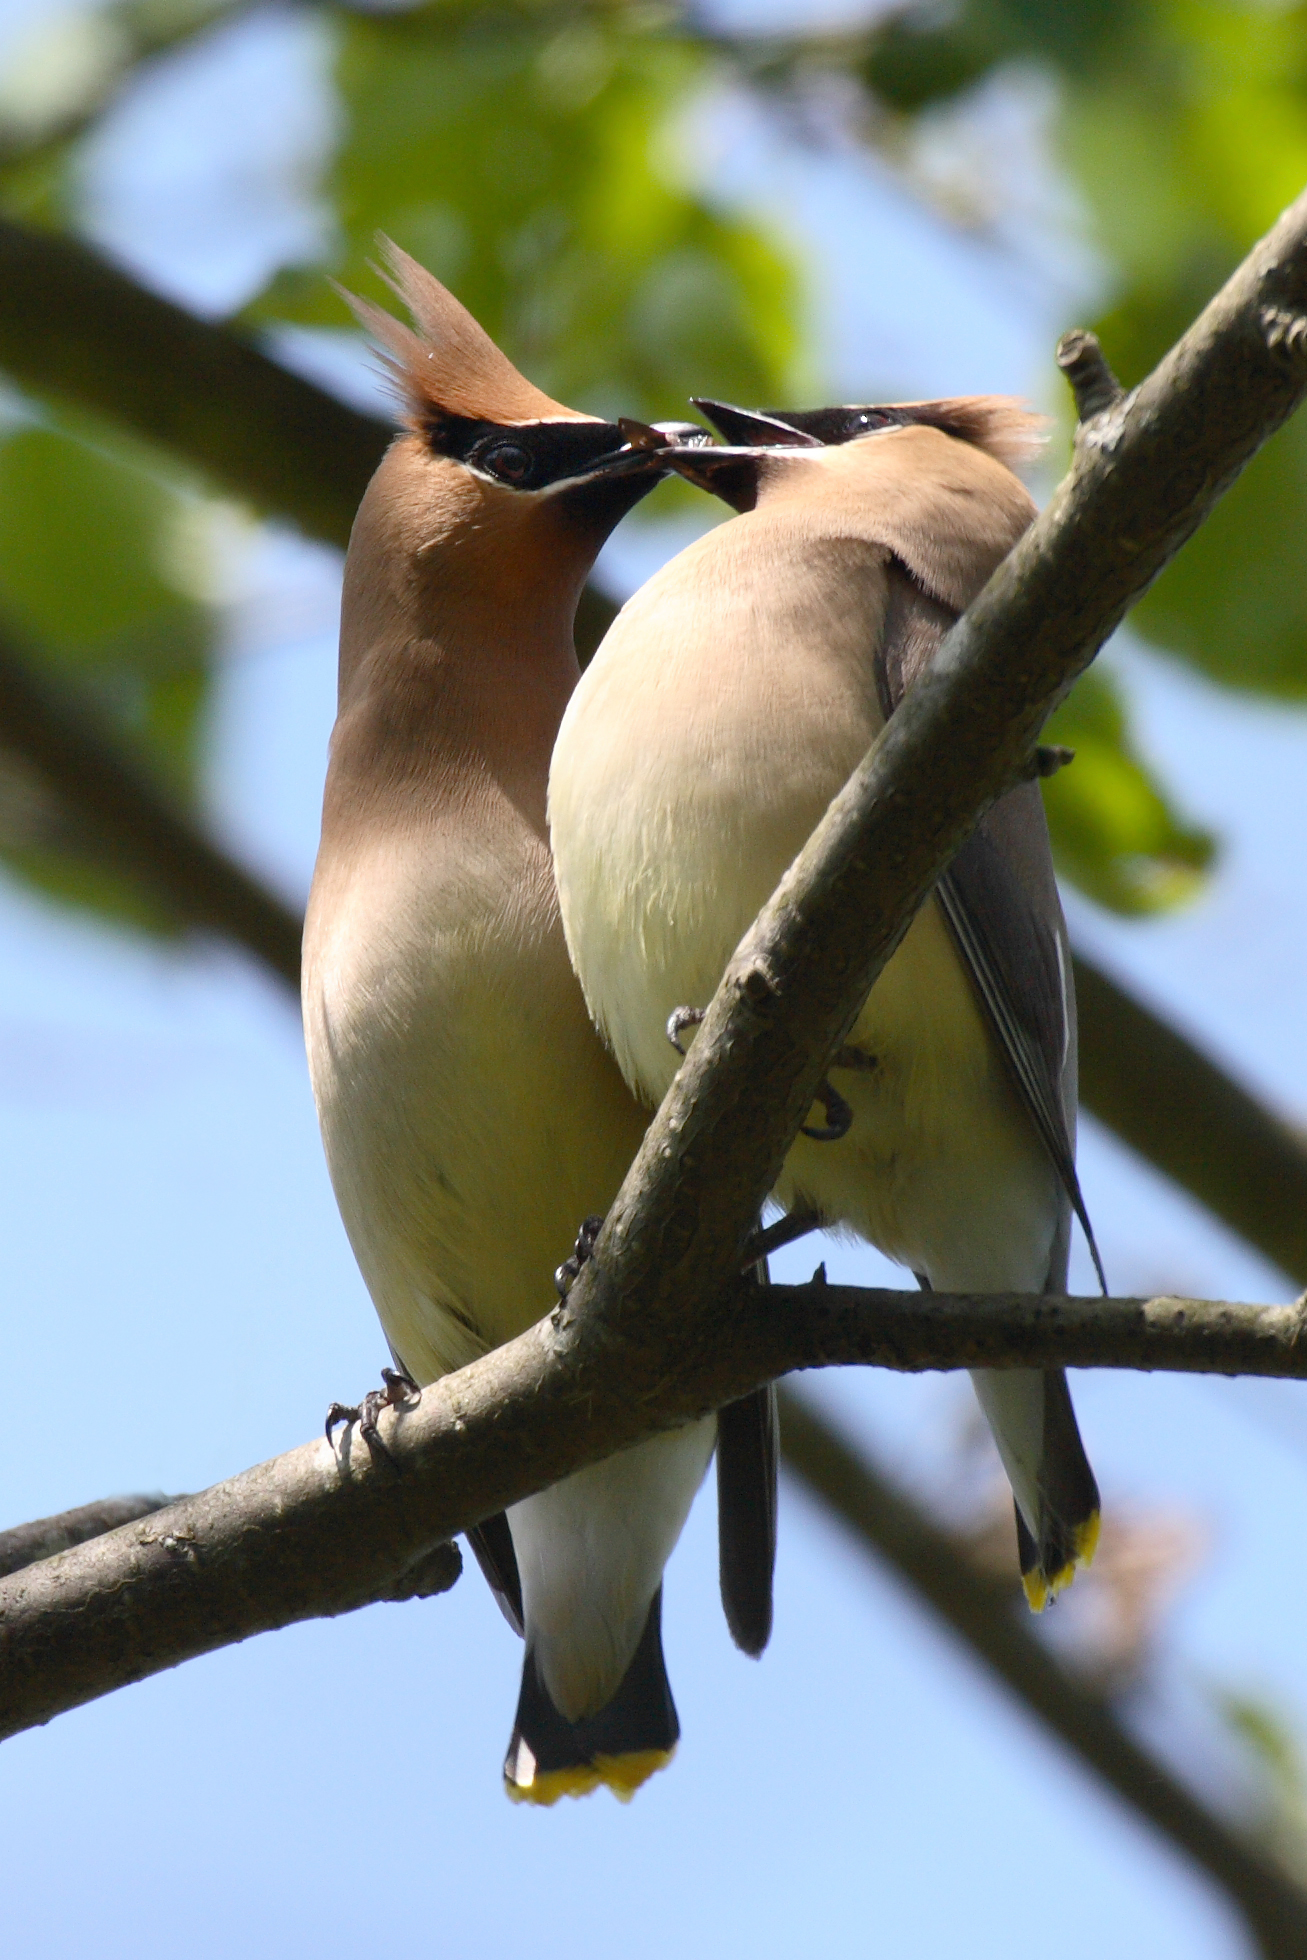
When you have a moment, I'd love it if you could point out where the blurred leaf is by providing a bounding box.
[1218,1688,1307,1881]
[1042,667,1214,913]
[248,11,798,421]
[1060,2,1307,697]
[0,420,215,922]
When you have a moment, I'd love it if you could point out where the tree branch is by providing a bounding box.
[0,218,388,549]
[554,194,1307,1432]
[0,621,304,983]
[1,1278,1305,1741]
[0,1495,175,1581]
[6,213,1307,1279]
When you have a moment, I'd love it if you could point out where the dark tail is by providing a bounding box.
[504,1588,679,1805]
[717,1383,778,1655]
[1015,1369,1101,1612]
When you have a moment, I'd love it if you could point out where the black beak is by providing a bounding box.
[691,399,822,448]
[693,399,904,448]
[656,442,769,515]
[563,417,713,488]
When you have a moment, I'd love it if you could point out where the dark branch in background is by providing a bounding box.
[778,1391,1306,1960]
[0,219,388,550]
[0,1495,174,1581]
[1,213,1302,1267]
[0,624,302,985]
[3,199,1307,1960]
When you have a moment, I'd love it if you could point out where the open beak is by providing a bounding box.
[558,417,714,490]
[653,442,770,514]
[691,399,822,448]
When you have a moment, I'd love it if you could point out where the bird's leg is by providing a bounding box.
[554,1213,605,1299]
[801,1079,853,1143]
[831,1044,877,1074]
[666,1004,706,1054]
[325,1365,419,1466]
[744,1209,823,1263]
[671,1004,853,1141]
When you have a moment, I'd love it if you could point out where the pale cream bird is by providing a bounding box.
[303,244,774,1805]
[548,397,1103,1610]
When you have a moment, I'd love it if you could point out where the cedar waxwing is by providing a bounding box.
[548,396,1103,1610]
[303,244,775,1805]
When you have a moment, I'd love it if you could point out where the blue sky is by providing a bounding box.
[0,4,1304,1955]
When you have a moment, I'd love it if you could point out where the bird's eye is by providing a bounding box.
[856,411,890,430]
[481,442,533,483]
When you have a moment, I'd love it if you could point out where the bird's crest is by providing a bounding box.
[897,397,1048,469]
[338,237,587,432]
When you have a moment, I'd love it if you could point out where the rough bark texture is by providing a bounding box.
[1,1282,1305,1741]
[0,1496,175,1581]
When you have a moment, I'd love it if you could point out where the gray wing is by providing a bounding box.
[877,562,1105,1292]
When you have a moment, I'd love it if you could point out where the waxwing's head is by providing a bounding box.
[341,239,704,563]
[660,395,1046,512]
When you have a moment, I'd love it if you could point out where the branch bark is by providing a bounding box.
[0,1495,175,1581]
[2,1280,1306,1741]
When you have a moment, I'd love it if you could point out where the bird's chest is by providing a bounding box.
[303,823,640,1373]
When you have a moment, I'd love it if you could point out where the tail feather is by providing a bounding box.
[1011,1369,1100,1612]
[504,1588,678,1806]
[717,1383,778,1657]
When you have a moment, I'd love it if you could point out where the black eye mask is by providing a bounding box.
[422,411,633,490]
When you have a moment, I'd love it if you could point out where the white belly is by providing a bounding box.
[550,528,1058,1291]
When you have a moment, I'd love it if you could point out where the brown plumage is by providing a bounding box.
[550,401,1101,1608]
[304,242,719,1804]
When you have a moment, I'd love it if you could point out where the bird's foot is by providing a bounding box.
[326,1365,419,1466]
[666,1005,705,1055]
[555,1214,605,1299]
[744,1209,822,1265]
[801,1078,853,1143]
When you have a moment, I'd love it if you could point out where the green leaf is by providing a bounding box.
[248,12,799,423]
[0,417,216,923]
[1060,3,1307,697]
[1042,667,1215,914]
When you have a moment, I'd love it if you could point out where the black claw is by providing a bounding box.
[325,1367,419,1466]
[555,1213,605,1298]
[800,1078,853,1143]
[666,1004,706,1054]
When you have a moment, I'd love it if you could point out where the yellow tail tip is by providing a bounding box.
[506,1746,674,1807]
[1022,1510,1101,1614]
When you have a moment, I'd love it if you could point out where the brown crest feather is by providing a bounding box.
[338,236,589,431]
[895,397,1048,469]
